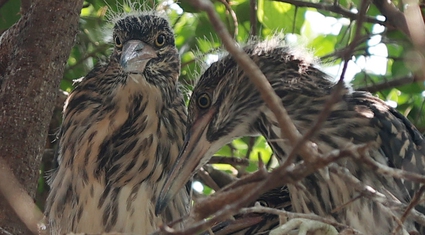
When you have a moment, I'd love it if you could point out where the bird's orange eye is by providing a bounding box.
[155,34,166,47]
[115,36,122,48]
[197,93,211,109]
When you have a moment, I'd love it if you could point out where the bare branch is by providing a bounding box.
[404,0,425,47]
[357,75,419,93]
[188,0,321,169]
[202,165,237,188]
[197,168,221,191]
[273,0,385,25]
[249,0,257,36]
[0,0,84,232]
[0,157,47,234]
[372,0,409,36]
[282,0,369,169]
[155,143,370,234]
[396,185,425,233]
[217,0,238,38]
[208,156,250,167]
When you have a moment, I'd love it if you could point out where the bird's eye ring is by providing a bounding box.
[155,34,166,47]
[115,36,122,48]
[197,93,211,109]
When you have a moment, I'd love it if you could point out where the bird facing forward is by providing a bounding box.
[157,39,425,234]
[45,13,189,234]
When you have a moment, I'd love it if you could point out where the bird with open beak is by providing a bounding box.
[156,39,425,234]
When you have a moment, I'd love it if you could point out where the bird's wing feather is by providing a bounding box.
[350,91,425,205]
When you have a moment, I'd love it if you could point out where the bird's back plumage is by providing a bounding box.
[45,13,189,234]
[178,39,425,234]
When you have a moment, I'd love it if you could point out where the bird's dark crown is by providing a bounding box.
[113,14,175,49]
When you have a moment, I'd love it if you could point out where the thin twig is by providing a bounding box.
[281,81,345,169]
[281,0,369,169]
[357,153,425,185]
[217,0,238,38]
[65,43,109,72]
[328,164,422,234]
[357,75,419,93]
[273,0,384,25]
[197,168,221,191]
[190,0,321,167]
[202,165,236,188]
[208,156,250,167]
[395,185,425,234]
[249,0,257,36]
[155,143,370,234]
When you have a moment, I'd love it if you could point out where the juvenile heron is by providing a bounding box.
[157,39,425,234]
[45,13,189,234]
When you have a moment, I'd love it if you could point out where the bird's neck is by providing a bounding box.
[99,72,187,183]
[257,88,352,160]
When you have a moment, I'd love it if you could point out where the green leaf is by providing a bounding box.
[177,1,201,13]
[249,136,272,163]
[233,0,251,23]
[391,60,411,77]
[0,1,21,30]
[386,44,404,58]
[257,0,306,34]
[215,145,233,157]
[174,14,198,50]
[397,82,425,94]
[309,35,337,57]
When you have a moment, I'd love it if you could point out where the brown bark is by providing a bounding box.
[372,0,410,37]
[0,0,84,234]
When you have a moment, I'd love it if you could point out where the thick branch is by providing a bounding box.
[372,0,410,36]
[0,0,84,233]
[0,157,46,234]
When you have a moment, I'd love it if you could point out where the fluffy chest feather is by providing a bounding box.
[46,74,189,234]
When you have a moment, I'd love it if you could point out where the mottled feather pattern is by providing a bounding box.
[45,13,189,234]
[189,39,425,234]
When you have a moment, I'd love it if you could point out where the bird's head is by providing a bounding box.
[112,13,180,84]
[155,39,332,214]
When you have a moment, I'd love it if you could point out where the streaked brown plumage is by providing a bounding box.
[45,13,189,234]
[157,39,425,234]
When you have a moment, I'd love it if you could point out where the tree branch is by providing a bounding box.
[371,0,410,36]
[0,0,84,233]
[357,75,419,93]
[188,0,320,168]
[272,0,385,25]
[0,157,46,234]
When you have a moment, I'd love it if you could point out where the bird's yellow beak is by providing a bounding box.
[155,108,216,215]
[120,40,157,73]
